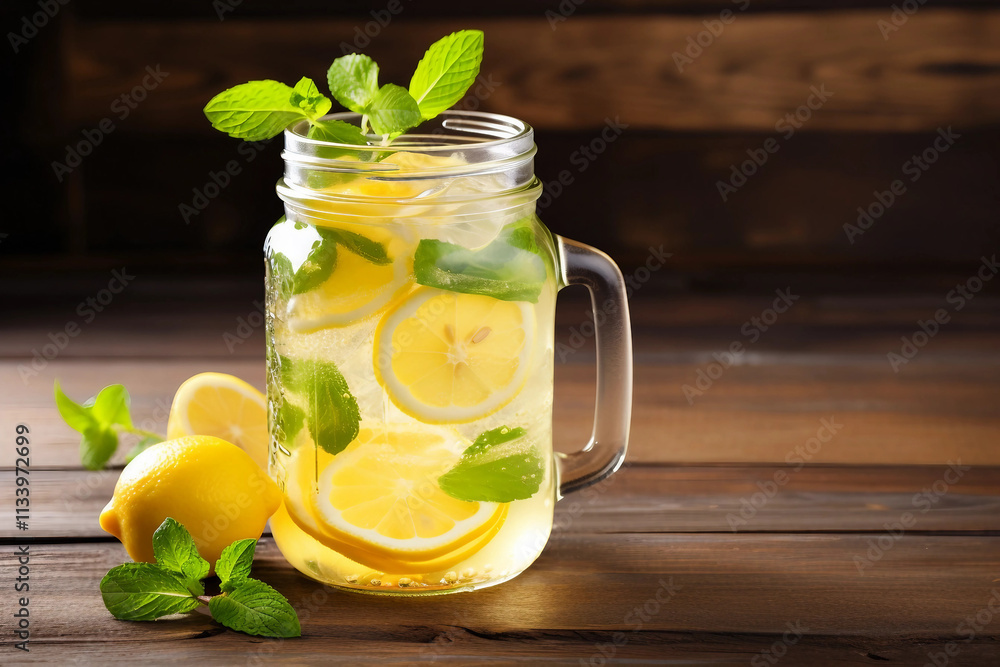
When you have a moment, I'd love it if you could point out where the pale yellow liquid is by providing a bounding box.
[265,174,557,594]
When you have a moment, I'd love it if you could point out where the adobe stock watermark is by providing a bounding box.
[7,0,71,54]
[223,300,266,353]
[878,0,928,40]
[751,621,809,667]
[681,288,799,404]
[546,0,586,30]
[887,255,998,372]
[923,588,1000,667]
[672,0,751,73]
[178,138,272,224]
[852,460,970,575]
[580,577,682,666]
[727,417,842,531]
[536,116,628,212]
[17,268,136,385]
[337,0,410,54]
[556,246,671,362]
[844,127,960,244]
[213,0,243,20]
[717,85,833,202]
[51,65,170,182]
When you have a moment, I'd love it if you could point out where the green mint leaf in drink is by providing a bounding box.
[151,518,209,591]
[90,384,134,430]
[307,119,370,145]
[409,30,485,120]
[438,426,543,503]
[215,539,257,593]
[204,80,310,141]
[278,398,307,445]
[80,425,118,471]
[54,380,98,433]
[126,436,161,463]
[100,563,201,621]
[208,579,301,638]
[326,53,380,114]
[330,228,391,265]
[269,249,295,302]
[413,220,548,303]
[279,356,360,456]
[291,233,338,295]
[289,77,332,120]
[367,84,422,136]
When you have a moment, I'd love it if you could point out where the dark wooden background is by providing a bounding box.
[3,1,999,283]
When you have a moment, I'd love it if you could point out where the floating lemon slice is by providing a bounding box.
[286,222,414,333]
[165,372,269,471]
[374,287,534,423]
[283,423,507,573]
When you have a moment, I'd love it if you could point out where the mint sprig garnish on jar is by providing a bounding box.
[203,30,484,145]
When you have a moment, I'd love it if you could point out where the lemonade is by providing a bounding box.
[265,134,560,593]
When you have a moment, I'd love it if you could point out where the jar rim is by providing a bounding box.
[285,109,533,153]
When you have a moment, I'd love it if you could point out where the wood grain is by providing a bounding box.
[63,11,1000,133]
[5,354,999,469]
[2,536,998,663]
[5,465,999,540]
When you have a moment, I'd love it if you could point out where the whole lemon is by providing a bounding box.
[99,436,282,568]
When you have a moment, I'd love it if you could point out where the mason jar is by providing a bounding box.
[265,110,632,594]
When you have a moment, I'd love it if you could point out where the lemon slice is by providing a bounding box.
[374,287,534,423]
[166,373,269,471]
[286,222,414,333]
[283,423,507,573]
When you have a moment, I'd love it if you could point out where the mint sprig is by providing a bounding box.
[54,381,166,470]
[204,30,485,144]
[438,426,543,503]
[101,518,301,639]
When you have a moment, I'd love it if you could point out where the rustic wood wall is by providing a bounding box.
[2,1,999,281]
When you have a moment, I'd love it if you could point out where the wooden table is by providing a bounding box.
[2,284,999,664]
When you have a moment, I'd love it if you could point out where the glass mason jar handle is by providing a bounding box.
[555,236,633,496]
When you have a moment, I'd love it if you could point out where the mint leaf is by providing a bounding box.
[204,80,308,141]
[126,436,160,463]
[269,249,295,302]
[81,425,118,471]
[216,539,257,593]
[90,384,133,430]
[100,563,201,621]
[413,221,547,302]
[307,119,369,145]
[326,53,380,114]
[279,355,360,456]
[290,77,332,120]
[278,398,307,444]
[332,229,391,265]
[54,380,97,433]
[209,579,301,638]
[367,84,421,136]
[290,227,392,295]
[291,232,338,295]
[439,426,543,503]
[409,30,484,120]
[152,518,209,591]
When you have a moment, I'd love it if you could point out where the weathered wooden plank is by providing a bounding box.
[1,535,998,662]
[64,12,1000,133]
[4,465,998,539]
[4,351,1000,468]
